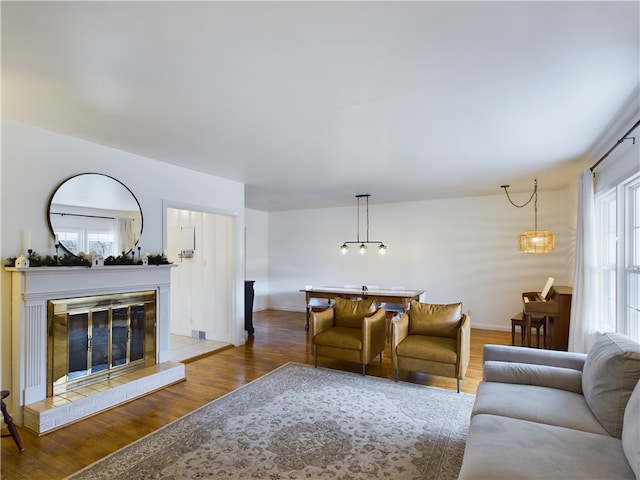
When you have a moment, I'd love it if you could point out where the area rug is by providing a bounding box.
[68,363,474,480]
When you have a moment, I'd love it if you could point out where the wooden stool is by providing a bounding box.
[1,390,24,451]
[511,312,546,348]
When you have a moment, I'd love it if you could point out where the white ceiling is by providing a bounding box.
[2,1,639,211]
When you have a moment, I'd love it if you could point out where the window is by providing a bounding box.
[627,180,640,341]
[87,232,115,257]
[597,173,640,342]
[55,230,116,257]
[58,231,80,255]
[598,191,617,332]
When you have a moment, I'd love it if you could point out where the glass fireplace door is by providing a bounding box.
[91,310,110,373]
[111,307,129,367]
[130,304,146,362]
[67,312,89,380]
[48,291,157,397]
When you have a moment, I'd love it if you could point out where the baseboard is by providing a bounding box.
[261,306,511,332]
[262,305,306,313]
[471,323,511,332]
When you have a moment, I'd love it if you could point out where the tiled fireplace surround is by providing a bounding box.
[6,264,186,434]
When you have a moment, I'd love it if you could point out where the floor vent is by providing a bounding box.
[191,330,206,339]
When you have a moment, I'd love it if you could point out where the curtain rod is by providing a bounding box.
[51,211,116,220]
[590,118,640,172]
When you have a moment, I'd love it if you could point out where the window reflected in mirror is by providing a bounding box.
[48,174,143,257]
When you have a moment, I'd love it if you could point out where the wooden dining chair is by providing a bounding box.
[1,390,24,451]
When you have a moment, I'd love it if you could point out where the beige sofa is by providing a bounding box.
[458,332,640,480]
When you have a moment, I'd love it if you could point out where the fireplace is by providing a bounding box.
[48,291,157,397]
[6,264,185,434]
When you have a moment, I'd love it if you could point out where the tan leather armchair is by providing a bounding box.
[312,297,387,376]
[391,301,470,392]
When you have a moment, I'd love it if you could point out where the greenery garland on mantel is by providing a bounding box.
[5,251,170,268]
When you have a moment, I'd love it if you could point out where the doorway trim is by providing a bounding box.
[162,200,245,347]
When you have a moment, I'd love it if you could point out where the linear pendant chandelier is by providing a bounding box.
[340,194,387,255]
[501,179,555,254]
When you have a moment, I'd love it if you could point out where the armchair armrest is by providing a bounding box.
[457,314,471,379]
[391,312,409,350]
[312,307,335,336]
[362,308,387,356]
[363,307,387,329]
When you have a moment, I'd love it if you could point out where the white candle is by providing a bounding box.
[27,230,31,250]
[55,234,59,245]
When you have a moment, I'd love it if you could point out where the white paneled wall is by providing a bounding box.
[167,208,233,343]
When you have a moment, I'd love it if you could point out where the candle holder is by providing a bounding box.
[27,249,33,262]
[54,243,60,265]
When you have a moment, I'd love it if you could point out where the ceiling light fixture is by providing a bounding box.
[340,194,387,255]
[501,179,555,254]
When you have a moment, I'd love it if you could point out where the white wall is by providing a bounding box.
[267,189,575,331]
[245,208,269,311]
[1,120,246,393]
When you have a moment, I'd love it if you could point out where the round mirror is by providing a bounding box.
[48,173,143,257]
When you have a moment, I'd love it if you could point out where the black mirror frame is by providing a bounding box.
[47,173,144,258]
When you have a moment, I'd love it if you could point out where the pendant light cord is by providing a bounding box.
[355,194,371,243]
[366,195,370,242]
[502,179,539,231]
[501,179,537,209]
[356,196,361,243]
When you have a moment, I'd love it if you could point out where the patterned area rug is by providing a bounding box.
[68,363,474,480]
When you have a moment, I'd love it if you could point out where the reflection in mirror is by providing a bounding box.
[48,174,143,257]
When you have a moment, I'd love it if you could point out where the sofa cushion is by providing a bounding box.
[458,414,635,480]
[333,298,377,328]
[582,332,640,437]
[408,301,461,337]
[314,326,362,350]
[472,381,609,435]
[622,380,640,478]
[397,335,458,364]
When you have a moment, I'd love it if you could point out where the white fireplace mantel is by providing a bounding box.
[6,264,176,426]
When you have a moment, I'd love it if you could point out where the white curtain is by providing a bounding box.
[568,169,600,353]
[116,217,135,255]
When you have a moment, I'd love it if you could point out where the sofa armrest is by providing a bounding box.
[483,361,584,393]
[483,344,587,370]
[482,345,587,393]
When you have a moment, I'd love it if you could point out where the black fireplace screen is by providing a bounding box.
[48,291,156,396]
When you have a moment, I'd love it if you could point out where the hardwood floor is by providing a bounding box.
[1,309,511,479]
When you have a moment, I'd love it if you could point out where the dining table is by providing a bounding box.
[300,286,424,331]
